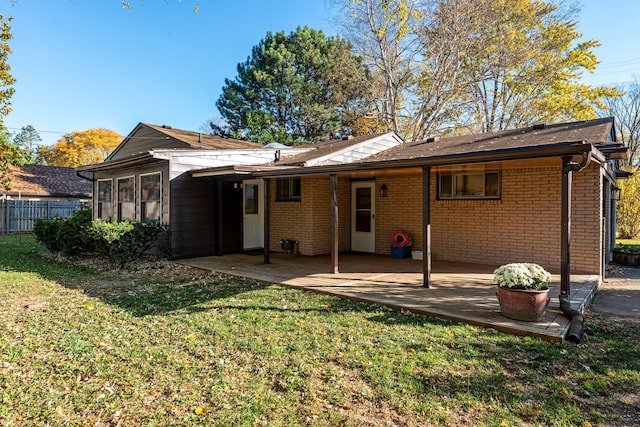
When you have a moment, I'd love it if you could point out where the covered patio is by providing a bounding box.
[177,252,599,342]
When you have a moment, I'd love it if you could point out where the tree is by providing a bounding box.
[12,125,41,164]
[617,169,640,239]
[334,0,619,138]
[450,0,620,133]
[333,0,421,136]
[38,128,122,167]
[216,26,371,144]
[0,13,17,190]
[0,130,24,190]
[601,79,640,168]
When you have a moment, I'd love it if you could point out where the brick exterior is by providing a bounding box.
[270,159,604,275]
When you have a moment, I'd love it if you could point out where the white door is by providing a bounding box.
[243,179,264,250]
[351,181,375,253]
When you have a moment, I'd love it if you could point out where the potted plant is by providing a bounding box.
[390,230,412,258]
[493,263,551,322]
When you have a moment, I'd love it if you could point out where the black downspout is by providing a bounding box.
[560,152,592,343]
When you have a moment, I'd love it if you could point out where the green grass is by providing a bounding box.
[616,239,640,253]
[1,235,639,426]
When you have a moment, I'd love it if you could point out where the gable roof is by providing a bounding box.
[107,123,263,162]
[3,164,92,198]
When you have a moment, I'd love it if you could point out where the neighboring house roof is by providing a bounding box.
[106,122,263,162]
[255,117,625,177]
[3,164,92,198]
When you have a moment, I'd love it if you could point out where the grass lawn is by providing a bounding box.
[1,235,639,426]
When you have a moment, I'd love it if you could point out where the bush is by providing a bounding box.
[87,220,169,267]
[34,206,93,255]
[34,208,169,267]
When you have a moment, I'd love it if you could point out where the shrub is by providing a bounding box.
[88,220,169,267]
[34,206,93,255]
[34,208,169,267]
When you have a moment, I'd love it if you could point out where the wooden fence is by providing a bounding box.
[0,199,86,234]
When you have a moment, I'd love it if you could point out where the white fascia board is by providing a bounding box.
[151,148,310,180]
[304,132,403,167]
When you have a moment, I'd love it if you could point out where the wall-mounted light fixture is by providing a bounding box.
[613,186,622,201]
[380,184,388,198]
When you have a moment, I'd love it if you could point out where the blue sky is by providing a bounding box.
[1,0,638,148]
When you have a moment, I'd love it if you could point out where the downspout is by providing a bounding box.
[560,150,592,344]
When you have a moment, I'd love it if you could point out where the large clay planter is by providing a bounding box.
[496,286,550,322]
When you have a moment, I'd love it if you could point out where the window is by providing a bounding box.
[439,171,501,199]
[97,179,112,220]
[244,183,258,214]
[278,178,301,201]
[140,172,161,222]
[117,176,135,221]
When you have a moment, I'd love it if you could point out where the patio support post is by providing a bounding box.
[561,156,573,296]
[263,178,270,264]
[422,166,432,288]
[330,173,339,274]
[216,180,223,256]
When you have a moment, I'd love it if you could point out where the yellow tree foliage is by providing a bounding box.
[617,170,640,239]
[39,128,122,167]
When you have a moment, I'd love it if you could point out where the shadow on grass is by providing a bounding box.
[0,236,404,318]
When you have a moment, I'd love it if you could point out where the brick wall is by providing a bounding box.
[268,177,350,255]
[267,160,603,274]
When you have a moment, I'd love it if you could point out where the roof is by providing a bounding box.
[141,123,263,150]
[106,122,263,162]
[361,117,618,164]
[271,131,403,167]
[4,164,92,198]
[254,118,624,178]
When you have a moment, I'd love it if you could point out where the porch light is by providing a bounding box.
[613,186,622,201]
[380,184,388,198]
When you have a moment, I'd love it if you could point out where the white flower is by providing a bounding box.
[493,263,551,290]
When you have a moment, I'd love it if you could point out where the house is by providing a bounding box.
[1,164,92,233]
[78,117,627,291]
[76,122,403,258]
[2,164,92,201]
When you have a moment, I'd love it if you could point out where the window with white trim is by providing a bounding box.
[439,171,501,199]
[117,176,135,221]
[140,172,161,223]
[97,179,113,220]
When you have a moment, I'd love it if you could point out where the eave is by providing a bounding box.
[253,141,602,178]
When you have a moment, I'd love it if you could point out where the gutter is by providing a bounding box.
[252,141,596,178]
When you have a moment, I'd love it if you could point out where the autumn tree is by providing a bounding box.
[0,13,17,189]
[332,0,420,136]
[39,128,122,167]
[216,26,370,144]
[334,0,619,138]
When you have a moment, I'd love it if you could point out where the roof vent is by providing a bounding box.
[425,136,440,143]
[162,125,172,129]
[532,123,546,130]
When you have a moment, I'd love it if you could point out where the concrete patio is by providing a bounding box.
[177,252,600,342]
